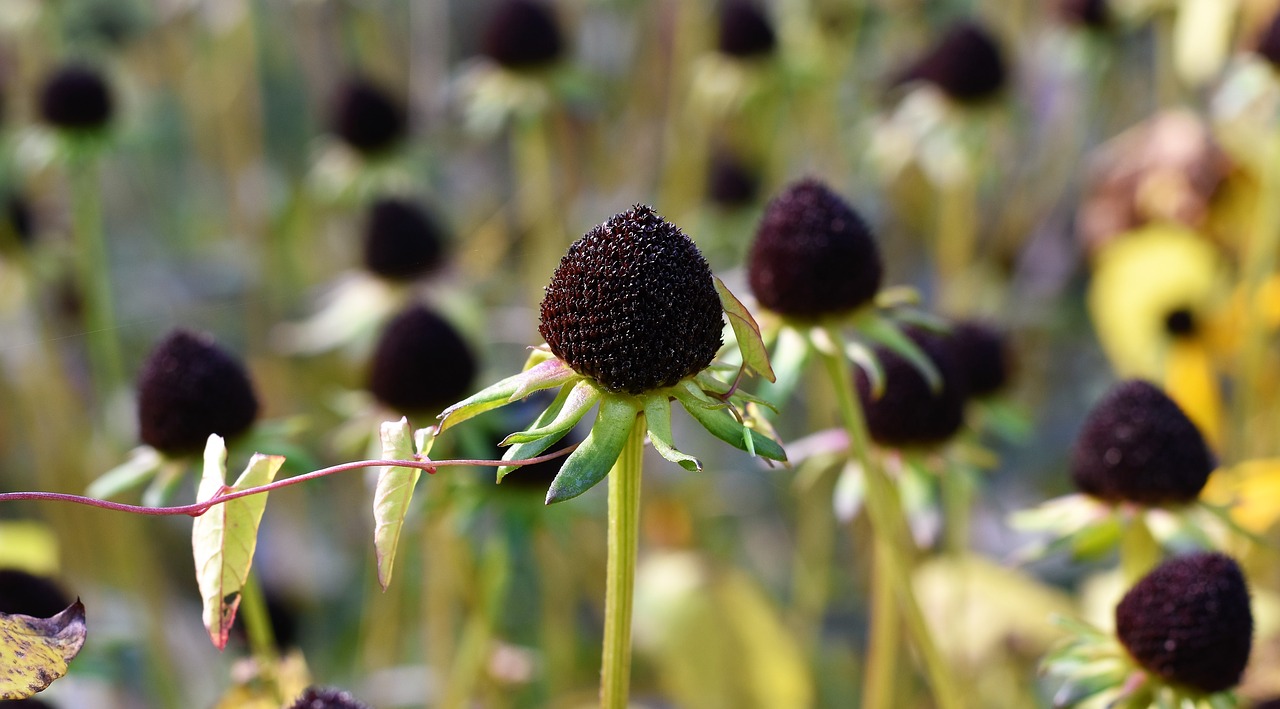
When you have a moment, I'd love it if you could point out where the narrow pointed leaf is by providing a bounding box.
[678,379,728,410]
[644,396,701,472]
[374,418,427,591]
[0,601,86,699]
[502,380,600,444]
[497,387,577,482]
[715,276,775,382]
[674,389,787,462]
[856,313,942,393]
[846,340,886,399]
[545,396,639,504]
[86,446,164,499]
[192,437,285,650]
[437,359,576,432]
[695,372,779,413]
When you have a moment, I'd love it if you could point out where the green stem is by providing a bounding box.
[818,327,964,709]
[69,152,124,402]
[861,540,901,709]
[941,460,974,556]
[513,113,564,316]
[600,413,645,709]
[238,571,278,666]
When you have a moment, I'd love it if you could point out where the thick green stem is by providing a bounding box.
[600,413,645,709]
[69,152,124,402]
[238,571,278,666]
[818,327,964,709]
[861,540,901,709]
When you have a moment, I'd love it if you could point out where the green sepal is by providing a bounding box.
[677,379,728,410]
[846,340,886,400]
[502,380,600,445]
[714,276,775,383]
[438,358,577,432]
[545,396,640,504]
[888,307,951,335]
[86,446,165,500]
[496,389,576,483]
[644,396,701,472]
[854,312,942,393]
[673,388,786,462]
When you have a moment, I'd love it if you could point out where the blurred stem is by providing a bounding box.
[423,487,461,700]
[1120,514,1160,586]
[536,526,576,699]
[238,571,279,667]
[69,151,124,402]
[818,327,963,709]
[600,413,645,709]
[861,540,901,709]
[941,462,973,555]
[441,536,509,709]
[936,170,978,316]
[791,464,836,658]
[513,113,564,317]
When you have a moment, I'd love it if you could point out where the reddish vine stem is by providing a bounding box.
[0,446,578,517]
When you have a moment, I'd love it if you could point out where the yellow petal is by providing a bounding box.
[1164,339,1223,449]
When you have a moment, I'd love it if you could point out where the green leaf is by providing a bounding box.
[545,396,640,504]
[86,446,164,499]
[373,418,429,591]
[673,388,787,462]
[437,359,577,432]
[846,340,886,400]
[644,396,701,472]
[192,436,285,650]
[0,600,86,699]
[496,388,578,482]
[715,276,775,382]
[855,313,942,393]
[1070,517,1124,561]
[502,380,600,445]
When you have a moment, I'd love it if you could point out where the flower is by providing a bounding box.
[855,328,968,448]
[367,304,477,417]
[716,0,777,60]
[1058,0,1111,30]
[0,569,71,618]
[893,21,1006,104]
[329,77,407,157]
[948,320,1011,397]
[481,0,565,71]
[706,147,761,208]
[37,64,113,131]
[287,686,372,709]
[361,197,447,281]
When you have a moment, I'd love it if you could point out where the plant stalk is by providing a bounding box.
[69,151,124,402]
[238,571,279,666]
[600,413,646,709]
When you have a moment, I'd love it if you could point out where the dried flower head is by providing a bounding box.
[855,329,968,447]
[368,305,477,416]
[1116,552,1252,694]
[748,179,883,319]
[330,78,407,156]
[717,0,777,59]
[362,198,446,281]
[137,330,260,455]
[949,320,1011,397]
[287,687,372,709]
[0,569,71,618]
[38,64,113,131]
[1070,380,1214,505]
[895,21,1006,103]
[540,205,723,394]
[482,0,565,70]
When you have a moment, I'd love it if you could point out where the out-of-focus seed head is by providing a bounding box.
[1058,0,1111,29]
[482,0,565,70]
[362,198,446,281]
[330,78,407,156]
[1163,306,1197,339]
[949,320,1011,397]
[707,148,760,207]
[1257,11,1280,68]
[0,569,71,618]
[540,205,723,394]
[717,0,777,59]
[38,64,114,131]
[894,21,1007,103]
[1116,552,1253,694]
[1070,379,1214,505]
[137,330,260,455]
[368,305,477,416]
[4,195,33,247]
[748,178,883,318]
[287,687,372,709]
[855,329,969,447]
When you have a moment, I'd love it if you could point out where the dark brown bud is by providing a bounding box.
[717,0,777,59]
[330,78,407,156]
[856,328,969,447]
[707,148,761,207]
[287,687,372,709]
[0,569,71,618]
[894,21,1007,103]
[368,305,477,416]
[362,198,447,281]
[1059,0,1110,29]
[949,320,1011,397]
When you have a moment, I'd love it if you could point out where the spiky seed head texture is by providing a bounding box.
[748,178,883,318]
[368,305,477,416]
[1058,0,1111,29]
[717,0,777,59]
[949,320,1011,397]
[362,198,446,281]
[707,148,760,207]
[38,64,113,131]
[855,329,969,447]
[287,687,372,709]
[540,205,723,394]
[1258,11,1280,68]
[1116,552,1253,694]
[0,569,72,618]
[895,21,1007,103]
[137,330,260,455]
[330,78,407,155]
[1070,379,1214,505]
[482,0,565,70]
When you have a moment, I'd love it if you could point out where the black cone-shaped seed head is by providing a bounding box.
[330,78,407,156]
[895,21,1007,103]
[482,0,565,70]
[38,64,113,131]
[707,148,760,207]
[717,0,777,59]
[0,569,71,618]
[949,320,1011,397]
[137,330,260,455]
[540,205,723,394]
[1116,552,1252,694]
[1070,380,1214,505]
[368,305,477,416]
[288,687,372,709]
[748,179,883,318]
[362,198,446,281]
[1059,0,1111,29]
[1257,11,1280,68]
[855,329,969,447]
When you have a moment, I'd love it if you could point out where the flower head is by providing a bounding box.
[856,328,968,448]
[482,0,565,71]
[949,320,1011,397]
[330,78,407,156]
[894,21,1006,103]
[362,198,447,281]
[38,64,113,131]
[716,0,777,59]
[368,305,477,417]
[288,687,372,709]
[706,147,760,208]
[0,569,71,618]
[1256,10,1280,68]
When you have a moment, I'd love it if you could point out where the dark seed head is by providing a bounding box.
[137,329,261,456]
[1058,0,1111,29]
[287,687,372,709]
[330,78,407,156]
[539,205,723,394]
[0,569,71,618]
[38,64,113,131]
[1258,11,1280,69]
[748,178,883,318]
[949,320,1011,397]
[1070,380,1215,505]
[4,195,33,247]
[362,198,447,281]
[368,305,477,416]
[1116,552,1252,694]
[707,148,760,207]
[894,21,1007,103]
[717,0,777,59]
[482,0,566,70]
[1163,307,1197,339]
[855,329,969,447]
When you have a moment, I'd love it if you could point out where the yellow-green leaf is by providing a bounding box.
[374,418,431,591]
[0,600,86,699]
[715,276,775,383]
[192,436,284,650]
